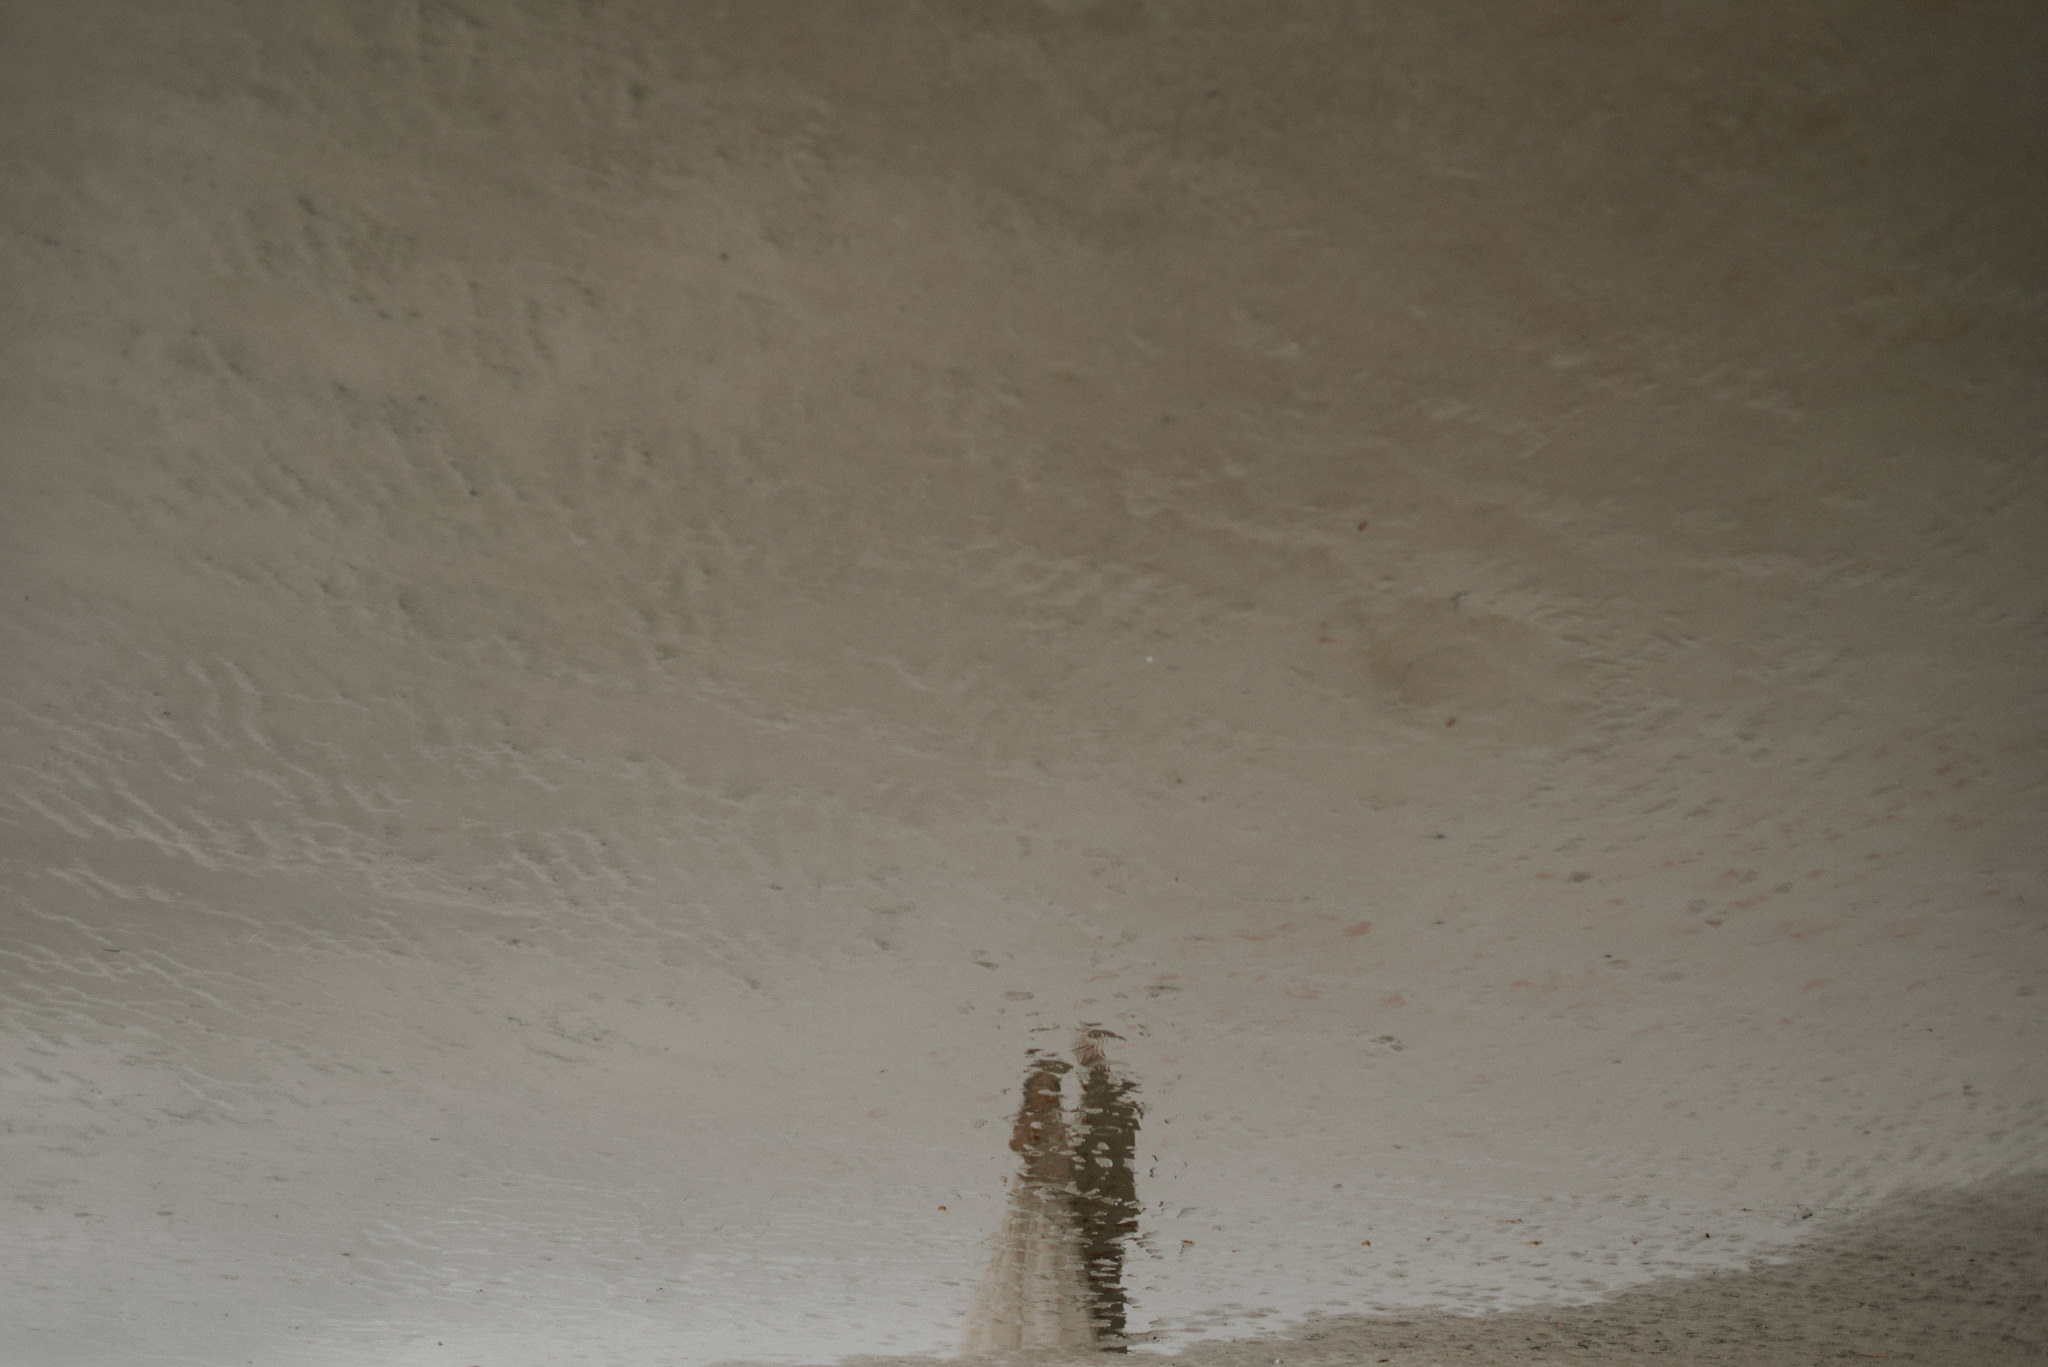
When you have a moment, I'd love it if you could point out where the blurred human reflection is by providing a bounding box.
[1072,1030,1143,1350]
[961,1035,1141,1354]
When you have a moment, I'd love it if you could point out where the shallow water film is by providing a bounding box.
[4,1,2047,1364]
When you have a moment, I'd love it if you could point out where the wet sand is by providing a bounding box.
[836,1173,2048,1366]
[1178,1173,2048,1366]
[5,2,2045,1362]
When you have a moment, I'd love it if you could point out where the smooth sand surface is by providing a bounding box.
[3,3,2045,1364]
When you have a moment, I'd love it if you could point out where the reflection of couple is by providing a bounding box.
[962,1031,1142,1354]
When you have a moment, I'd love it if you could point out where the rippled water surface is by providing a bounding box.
[4,2,2045,1364]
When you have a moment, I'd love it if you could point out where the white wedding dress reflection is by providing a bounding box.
[960,1055,1097,1352]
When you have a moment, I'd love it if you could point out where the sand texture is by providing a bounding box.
[3,2,2045,1364]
